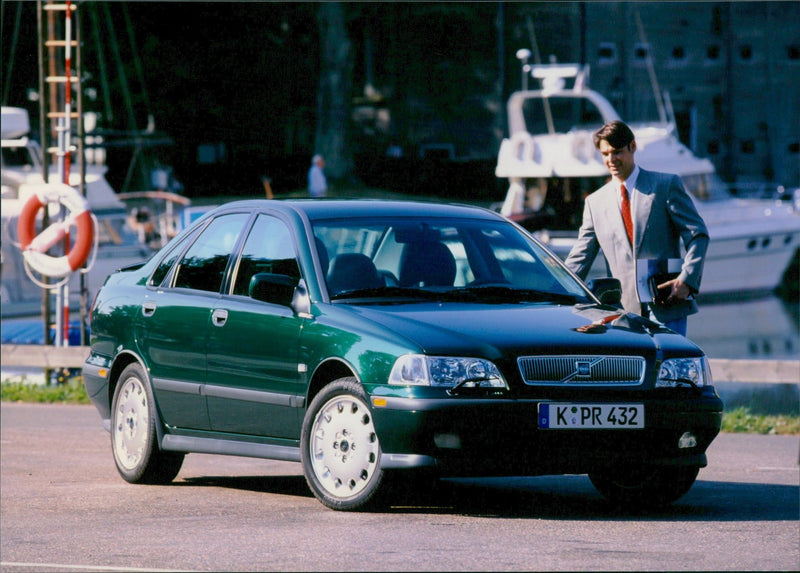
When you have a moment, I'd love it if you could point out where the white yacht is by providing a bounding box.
[1,106,152,318]
[495,63,800,298]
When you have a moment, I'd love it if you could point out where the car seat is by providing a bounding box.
[326,253,383,295]
[398,241,457,287]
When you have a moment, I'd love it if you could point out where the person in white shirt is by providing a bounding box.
[308,154,328,198]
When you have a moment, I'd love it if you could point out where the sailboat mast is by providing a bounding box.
[525,14,555,135]
[634,10,667,125]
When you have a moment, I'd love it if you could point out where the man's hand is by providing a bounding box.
[658,278,691,306]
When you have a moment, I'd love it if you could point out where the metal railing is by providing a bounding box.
[1,344,797,385]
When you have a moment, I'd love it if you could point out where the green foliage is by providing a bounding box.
[1,378,797,435]
[1,376,90,404]
[721,407,800,435]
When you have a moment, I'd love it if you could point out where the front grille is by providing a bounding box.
[518,355,645,386]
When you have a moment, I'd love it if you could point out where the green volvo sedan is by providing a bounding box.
[83,199,723,511]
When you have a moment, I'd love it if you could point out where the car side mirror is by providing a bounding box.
[249,273,299,307]
[587,277,622,306]
[291,278,311,316]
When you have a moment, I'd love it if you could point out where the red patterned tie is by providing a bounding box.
[620,183,634,245]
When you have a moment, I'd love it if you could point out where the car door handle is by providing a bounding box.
[142,301,157,317]
[212,308,228,327]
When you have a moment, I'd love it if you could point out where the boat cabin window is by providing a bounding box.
[517,176,607,232]
[96,215,146,248]
[681,173,733,202]
[682,175,710,201]
[521,97,604,134]
[597,42,617,65]
[1,143,38,170]
[634,42,651,63]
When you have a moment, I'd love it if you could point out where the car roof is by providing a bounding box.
[207,199,504,223]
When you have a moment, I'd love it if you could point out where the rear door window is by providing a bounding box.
[173,213,249,292]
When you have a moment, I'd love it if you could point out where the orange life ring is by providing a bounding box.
[17,183,95,278]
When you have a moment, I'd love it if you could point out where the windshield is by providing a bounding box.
[522,95,606,135]
[312,216,590,304]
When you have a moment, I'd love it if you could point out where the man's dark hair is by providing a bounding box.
[593,120,635,150]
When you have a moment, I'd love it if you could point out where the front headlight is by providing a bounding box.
[389,354,508,389]
[656,356,712,389]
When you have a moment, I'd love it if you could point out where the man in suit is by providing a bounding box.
[564,120,709,335]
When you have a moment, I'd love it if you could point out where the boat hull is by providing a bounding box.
[538,214,799,299]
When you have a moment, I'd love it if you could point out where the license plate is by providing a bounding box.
[538,403,644,429]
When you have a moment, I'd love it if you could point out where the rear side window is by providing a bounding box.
[173,213,249,292]
[149,243,183,287]
[149,226,202,287]
[232,214,299,296]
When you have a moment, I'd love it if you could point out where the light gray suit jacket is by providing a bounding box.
[564,168,709,323]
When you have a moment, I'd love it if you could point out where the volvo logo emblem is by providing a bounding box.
[575,360,592,377]
[557,357,605,384]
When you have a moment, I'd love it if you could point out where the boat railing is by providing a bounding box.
[724,181,798,202]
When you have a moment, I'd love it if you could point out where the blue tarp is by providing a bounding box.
[1,319,88,346]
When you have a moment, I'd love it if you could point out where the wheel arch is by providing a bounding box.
[306,357,360,409]
[107,351,143,407]
[108,351,168,448]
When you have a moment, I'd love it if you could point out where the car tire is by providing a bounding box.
[111,363,184,485]
[300,377,385,511]
[589,465,699,508]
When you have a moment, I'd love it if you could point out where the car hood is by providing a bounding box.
[334,301,694,358]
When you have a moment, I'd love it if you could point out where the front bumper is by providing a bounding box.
[371,391,723,476]
[82,361,111,423]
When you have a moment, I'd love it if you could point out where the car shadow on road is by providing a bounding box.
[180,474,315,499]
[397,476,799,521]
[177,473,798,521]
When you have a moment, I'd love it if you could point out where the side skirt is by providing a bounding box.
[159,431,437,470]
[161,433,301,463]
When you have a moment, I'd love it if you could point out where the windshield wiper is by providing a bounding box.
[330,286,443,301]
[445,285,583,305]
[332,285,584,306]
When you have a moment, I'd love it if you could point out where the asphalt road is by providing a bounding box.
[1,402,798,572]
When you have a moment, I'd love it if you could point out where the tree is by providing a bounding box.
[314,2,354,182]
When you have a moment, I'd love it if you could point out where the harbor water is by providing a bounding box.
[688,294,798,416]
[688,294,798,361]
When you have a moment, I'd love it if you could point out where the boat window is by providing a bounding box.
[597,42,617,65]
[96,215,143,247]
[1,145,36,169]
[521,97,605,135]
[682,175,705,200]
[706,45,721,62]
[669,46,688,65]
[634,42,651,63]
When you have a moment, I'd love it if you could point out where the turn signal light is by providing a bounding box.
[678,432,697,449]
